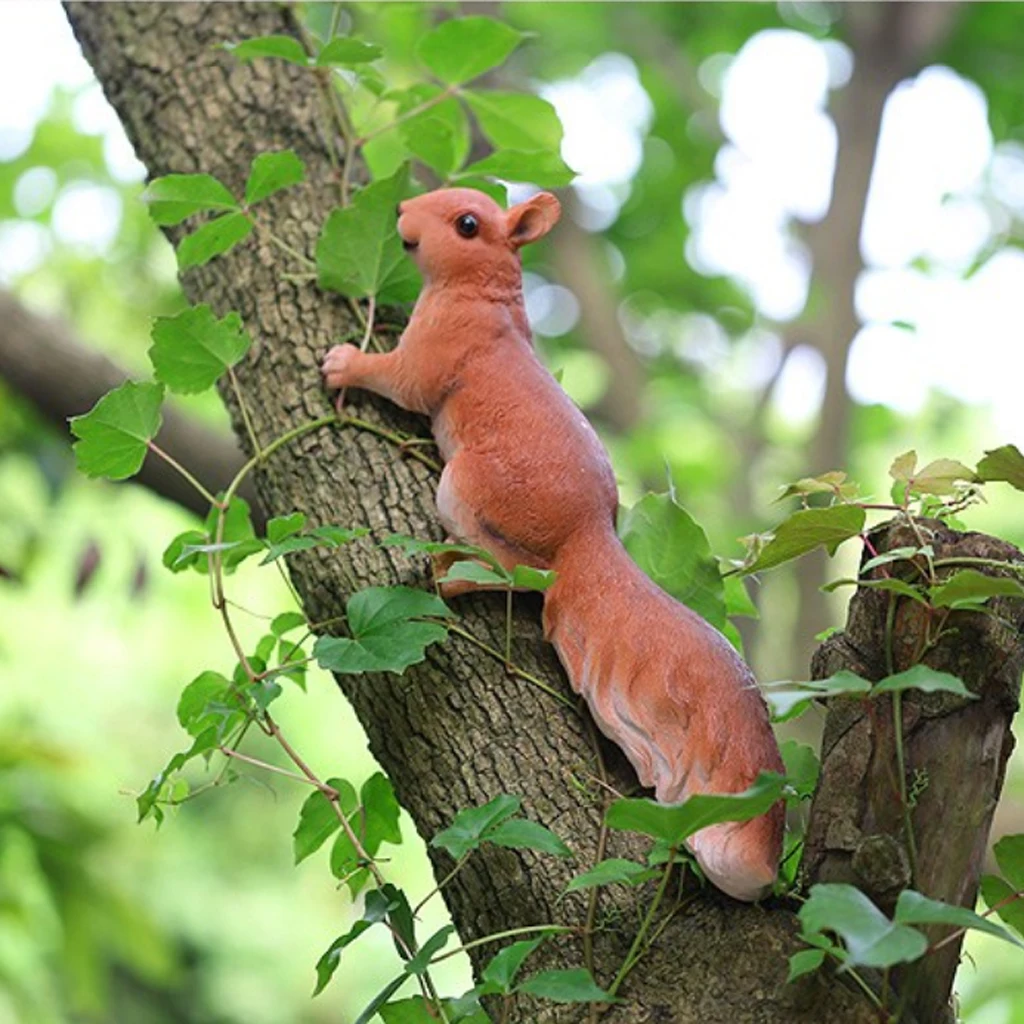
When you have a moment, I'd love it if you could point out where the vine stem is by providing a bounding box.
[446,622,575,709]
[608,852,676,996]
[355,85,457,147]
[341,414,441,473]
[147,441,221,507]
[413,853,470,917]
[228,365,262,457]
[219,746,334,792]
[927,887,1024,955]
[428,925,574,966]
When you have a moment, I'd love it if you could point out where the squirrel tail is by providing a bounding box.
[543,521,784,902]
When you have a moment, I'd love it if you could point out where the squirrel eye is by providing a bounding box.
[455,213,479,238]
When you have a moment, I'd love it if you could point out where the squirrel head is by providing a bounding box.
[397,187,561,286]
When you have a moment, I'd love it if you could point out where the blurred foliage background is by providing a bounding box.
[1,2,1023,1021]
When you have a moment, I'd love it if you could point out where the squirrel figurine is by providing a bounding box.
[322,187,784,901]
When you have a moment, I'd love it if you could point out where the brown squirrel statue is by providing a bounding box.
[322,187,784,901]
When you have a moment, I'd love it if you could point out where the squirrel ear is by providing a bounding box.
[506,191,561,249]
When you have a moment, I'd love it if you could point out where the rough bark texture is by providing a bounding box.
[61,4,1003,1022]
[0,286,260,522]
[804,520,1024,1024]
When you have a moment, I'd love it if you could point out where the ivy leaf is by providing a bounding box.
[894,890,1024,949]
[889,451,918,481]
[176,670,233,736]
[261,524,368,564]
[516,968,615,1004]
[780,740,820,802]
[911,458,977,496]
[787,948,827,982]
[564,859,654,893]
[459,149,575,188]
[431,793,521,859]
[740,506,866,576]
[994,834,1024,890]
[404,925,455,975]
[394,85,471,177]
[871,665,976,700]
[929,568,1024,609]
[981,875,1024,937]
[266,512,307,544]
[70,380,164,481]
[206,496,259,572]
[606,772,786,846]
[416,17,524,86]
[511,565,556,591]
[354,978,409,1024]
[149,304,251,394]
[619,491,727,631]
[463,90,563,153]
[775,470,859,503]
[439,561,509,587]
[225,35,309,65]
[293,777,356,864]
[976,444,1024,491]
[162,529,207,574]
[800,884,928,969]
[761,671,873,722]
[481,937,547,994]
[177,211,254,271]
[381,534,495,564]
[487,819,571,857]
[313,886,398,996]
[271,611,307,636]
[316,37,383,66]
[313,585,452,675]
[141,173,238,226]
[316,164,413,298]
[245,150,305,205]
[361,772,403,851]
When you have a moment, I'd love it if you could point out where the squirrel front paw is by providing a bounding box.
[321,344,360,389]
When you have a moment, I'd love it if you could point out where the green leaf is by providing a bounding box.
[799,883,928,969]
[381,533,496,565]
[141,173,238,226]
[266,512,307,544]
[245,150,305,205]
[481,937,547,993]
[741,506,866,575]
[313,887,398,996]
[261,524,367,564]
[405,925,455,975]
[976,444,1024,491]
[564,859,653,893]
[619,491,727,630]
[416,17,524,85]
[459,149,575,188]
[929,568,1024,609]
[911,458,976,496]
[463,90,563,153]
[889,451,918,482]
[361,772,403,851]
[775,470,859,502]
[456,176,508,206]
[149,304,251,394]
[894,889,1024,949]
[511,565,557,591]
[822,576,930,605]
[177,211,253,271]
[431,793,521,859]
[378,999,444,1024]
[488,819,571,857]
[162,529,207,573]
[294,778,356,864]
[271,611,307,636]
[861,546,929,573]
[871,665,976,700]
[440,561,509,587]
[761,671,873,722]
[516,968,615,1004]
[723,573,759,619]
[70,381,164,481]
[316,164,414,299]
[316,37,383,66]
[606,772,786,846]
[176,670,232,735]
[994,834,1024,890]
[225,35,309,65]
[313,585,452,675]
[780,740,820,801]
[392,85,471,177]
[786,948,826,982]
[205,496,259,572]
[981,875,1024,937]
[354,978,409,1024]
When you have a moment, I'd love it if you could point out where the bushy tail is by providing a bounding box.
[543,522,784,902]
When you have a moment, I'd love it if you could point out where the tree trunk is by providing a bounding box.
[61,4,1004,1022]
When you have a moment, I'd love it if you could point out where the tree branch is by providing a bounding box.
[0,287,262,524]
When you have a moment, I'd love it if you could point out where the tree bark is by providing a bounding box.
[61,4,995,1022]
[0,288,261,523]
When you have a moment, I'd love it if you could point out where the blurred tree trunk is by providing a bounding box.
[790,2,961,675]
[62,4,990,1023]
